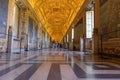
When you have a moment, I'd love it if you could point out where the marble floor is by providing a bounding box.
[0,49,120,80]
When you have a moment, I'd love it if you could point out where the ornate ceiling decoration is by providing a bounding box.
[27,0,85,42]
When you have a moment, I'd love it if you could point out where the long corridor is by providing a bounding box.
[0,49,120,80]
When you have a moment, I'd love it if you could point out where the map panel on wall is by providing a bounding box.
[28,18,33,43]
[100,0,120,39]
[32,24,38,43]
[34,25,38,42]
[108,0,120,38]
[42,31,45,43]
[74,20,83,50]
[0,0,8,38]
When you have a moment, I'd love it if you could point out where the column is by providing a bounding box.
[7,0,15,53]
[93,0,100,54]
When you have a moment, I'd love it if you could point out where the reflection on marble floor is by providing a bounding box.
[0,49,120,80]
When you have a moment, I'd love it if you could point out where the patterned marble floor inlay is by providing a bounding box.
[0,63,23,77]
[47,63,61,80]
[0,49,120,80]
[93,64,120,70]
[0,64,32,80]
[29,63,51,80]
[0,63,7,66]
[15,63,41,80]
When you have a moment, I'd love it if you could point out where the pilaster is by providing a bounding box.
[93,0,100,54]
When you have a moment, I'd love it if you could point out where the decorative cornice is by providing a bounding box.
[15,0,27,9]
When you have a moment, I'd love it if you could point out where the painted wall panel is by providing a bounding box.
[100,0,120,39]
[0,0,8,38]
[74,23,83,50]
[34,25,38,41]
[28,18,33,43]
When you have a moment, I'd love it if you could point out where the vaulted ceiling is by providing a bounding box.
[27,0,85,42]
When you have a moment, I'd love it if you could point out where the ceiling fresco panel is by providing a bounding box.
[28,0,85,42]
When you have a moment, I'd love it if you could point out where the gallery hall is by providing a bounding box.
[0,0,120,80]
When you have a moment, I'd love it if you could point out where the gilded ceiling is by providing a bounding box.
[27,0,85,42]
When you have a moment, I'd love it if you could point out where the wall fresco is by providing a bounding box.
[74,22,83,51]
[0,0,8,38]
[34,25,38,42]
[28,18,33,43]
[32,25,38,43]
[108,0,120,38]
[100,0,120,39]
[100,0,120,56]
